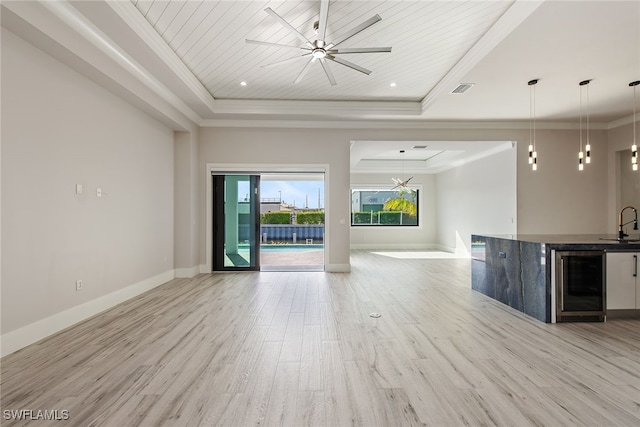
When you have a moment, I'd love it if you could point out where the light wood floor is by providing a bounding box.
[2,250,639,426]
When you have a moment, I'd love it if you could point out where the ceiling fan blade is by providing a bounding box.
[294,57,315,84]
[326,54,371,75]
[262,53,312,69]
[317,0,330,45]
[319,58,337,86]
[264,7,314,48]
[325,14,382,49]
[246,39,311,51]
[328,47,392,54]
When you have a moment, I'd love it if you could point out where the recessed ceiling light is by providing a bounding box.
[240,81,247,86]
[390,82,397,87]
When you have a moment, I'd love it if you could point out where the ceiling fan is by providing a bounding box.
[245,0,392,85]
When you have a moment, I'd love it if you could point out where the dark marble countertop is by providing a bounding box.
[473,234,640,250]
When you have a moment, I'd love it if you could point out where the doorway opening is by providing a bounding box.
[260,173,325,272]
[211,171,325,272]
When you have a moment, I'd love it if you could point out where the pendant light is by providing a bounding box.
[528,79,539,171]
[391,150,413,191]
[578,79,592,171]
[631,80,640,171]
[584,80,591,165]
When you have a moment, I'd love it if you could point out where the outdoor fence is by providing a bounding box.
[260,224,324,243]
[351,211,418,225]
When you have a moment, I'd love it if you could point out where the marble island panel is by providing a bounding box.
[471,234,640,323]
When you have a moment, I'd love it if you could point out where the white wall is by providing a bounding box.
[436,146,517,253]
[618,150,640,211]
[608,122,640,233]
[174,130,200,277]
[198,127,351,272]
[1,29,175,355]
[516,129,609,235]
[350,173,437,249]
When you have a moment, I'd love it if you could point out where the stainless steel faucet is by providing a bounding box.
[618,206,638,240]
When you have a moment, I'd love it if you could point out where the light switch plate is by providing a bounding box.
[76,184,83,195]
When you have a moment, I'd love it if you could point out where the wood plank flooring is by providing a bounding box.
[1,250,639,426]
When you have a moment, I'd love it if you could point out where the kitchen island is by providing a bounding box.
[471,234,640,323]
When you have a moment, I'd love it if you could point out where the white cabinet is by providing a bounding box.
[606,252,639,310]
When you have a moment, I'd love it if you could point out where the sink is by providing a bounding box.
[598,238,640,243]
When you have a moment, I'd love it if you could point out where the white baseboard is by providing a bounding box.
[175,265,200,278]
[434,243,470,256]
[198,263,350,273]
[350,243,437,250]
[433,243,456,253]
[326,263,351,273]
[0,270,175,358]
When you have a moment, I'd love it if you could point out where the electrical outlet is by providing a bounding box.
[76,280,83,291]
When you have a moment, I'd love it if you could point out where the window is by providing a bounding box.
[350,188,419,226]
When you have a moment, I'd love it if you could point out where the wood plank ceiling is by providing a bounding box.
[130,0,514,101]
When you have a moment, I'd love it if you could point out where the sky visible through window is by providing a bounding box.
[261,181,324,209]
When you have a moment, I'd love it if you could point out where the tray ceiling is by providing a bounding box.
[3,0,639,125]
[120,0,640,124]
[130,0,513,102]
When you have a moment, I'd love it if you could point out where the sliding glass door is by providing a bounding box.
[212,175,260,271]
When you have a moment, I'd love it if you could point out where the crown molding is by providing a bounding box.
[211,99,422,118]
[105,1,216,116]
[34,0,201,125]
[199,118,611,130]
[607,112,640,130]
[420,0,544,114]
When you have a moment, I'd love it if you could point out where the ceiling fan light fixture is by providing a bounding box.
[312,48,327,59]
[250,1,389,86]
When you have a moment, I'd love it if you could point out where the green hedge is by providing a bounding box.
[379,211,401,224]
[353,212,376,224]
[296,211,325,224]
[261,211,291,224]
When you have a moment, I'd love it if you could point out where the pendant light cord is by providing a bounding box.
[529,85,532,148]
[579,85,583,152]
[531,84,536,152]
[586,83,590,148]
[634,84,637,147]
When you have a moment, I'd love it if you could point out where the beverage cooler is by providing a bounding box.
[555,251,606,322]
